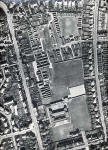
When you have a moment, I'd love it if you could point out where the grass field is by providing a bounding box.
[51,122,73,142]
[68,95,91,130]
[59,16,79,37]
[50,59,84,102]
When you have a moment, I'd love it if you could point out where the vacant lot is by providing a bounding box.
[50,59,84,102]
[59,16,79,37]
[68,95,91,130]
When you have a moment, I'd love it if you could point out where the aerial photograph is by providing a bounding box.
[0,0,108,149]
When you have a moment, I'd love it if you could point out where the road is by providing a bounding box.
[8,115,17,150]
[7,13,44,150]
[0,68,5,88]
[0,0,107,149]
[0,110,25,150]
[81,130,89,150]
[0,128,33,141]
[72,138,104,150]
[0,2,43,150]
[93,0,107,141]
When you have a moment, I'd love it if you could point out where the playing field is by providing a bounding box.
[59,16,79,37]
[68,95,91,130]
[50,59,84,102]
[51,122,73,142]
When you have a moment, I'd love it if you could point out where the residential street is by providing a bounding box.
[93,0,107,141]
[0,0,108,149]
[0,2,44,150]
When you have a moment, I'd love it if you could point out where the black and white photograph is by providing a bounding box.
[0,0,108,149]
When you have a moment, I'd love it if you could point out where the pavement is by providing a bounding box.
[0,68,6,89]
[81,130,89,150]
[93,0,107,141]
[72,138,104,150]
[0,0,107,149]
[0,128,33,141]
[0,2,43,150]
[7,14,44,150]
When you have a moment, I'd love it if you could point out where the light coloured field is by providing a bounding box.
[51,122,73,142]
[59,16,79,37]
[68,95,91,130]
